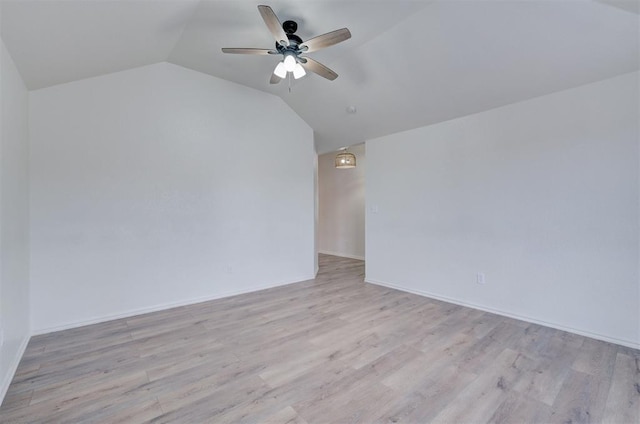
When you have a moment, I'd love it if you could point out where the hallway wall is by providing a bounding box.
[318,144,365,260]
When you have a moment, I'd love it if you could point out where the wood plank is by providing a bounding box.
[429,348,536,423]
[263,406,309,424]
[550,369,611,423]
[602,352,640,424]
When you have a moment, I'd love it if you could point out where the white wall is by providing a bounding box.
[366,72,639,348]
[0,40,30,402]
[318,144,365,260]
[29,62,315,333]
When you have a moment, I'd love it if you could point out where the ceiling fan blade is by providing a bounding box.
[221,48,275,55]
[300,28,351,53]
[258,5,289,47]
[270,73,283,84]
[300,57,338,81]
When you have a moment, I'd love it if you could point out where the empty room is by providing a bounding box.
[0,0,638,422]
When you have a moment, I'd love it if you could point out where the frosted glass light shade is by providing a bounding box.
[335,151,356,168]
[283,53,296,72]
[293,63,306,79]
[273,62,286,79]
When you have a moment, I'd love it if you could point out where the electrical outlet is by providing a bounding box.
[477,273,485,285]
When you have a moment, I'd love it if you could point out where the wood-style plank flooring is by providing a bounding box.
[1,254,638,423]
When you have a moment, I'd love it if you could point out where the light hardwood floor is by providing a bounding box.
[1,254,638,423]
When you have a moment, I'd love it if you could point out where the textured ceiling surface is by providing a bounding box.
[2,0,638,153]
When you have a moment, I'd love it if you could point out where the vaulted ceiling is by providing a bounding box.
[1,0,638,153]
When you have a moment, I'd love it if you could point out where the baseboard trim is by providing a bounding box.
[318,250,365,261]
[365,277,640,350]
[32,275,315,336]
[1,335,30,405]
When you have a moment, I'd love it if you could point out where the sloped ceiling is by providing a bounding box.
[1,0,638,153]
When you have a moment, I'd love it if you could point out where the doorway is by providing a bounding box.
[317,143,365,261]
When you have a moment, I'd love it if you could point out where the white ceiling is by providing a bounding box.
[1,0,638,153]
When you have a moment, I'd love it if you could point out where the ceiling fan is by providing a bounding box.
[222,5,351,84]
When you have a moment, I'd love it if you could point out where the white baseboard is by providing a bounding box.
[1,335,30,405]
[365,277,640,350]
[318,250,365,261]
[32,274,314,336]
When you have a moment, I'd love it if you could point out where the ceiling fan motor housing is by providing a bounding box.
[282,20,297,34]
[275,20,303,51]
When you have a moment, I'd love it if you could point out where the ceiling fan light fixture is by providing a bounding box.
[335,148,356,169]
[283,52,297,72]
[293,63,306,79]
[273,61,287,79]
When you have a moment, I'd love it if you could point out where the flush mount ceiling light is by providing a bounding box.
[221,5,351,85]
[335,147,356,169]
